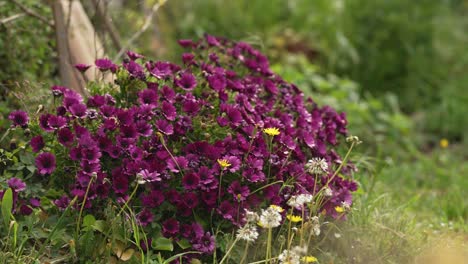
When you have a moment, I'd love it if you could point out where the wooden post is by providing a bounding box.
[51,0,112,95]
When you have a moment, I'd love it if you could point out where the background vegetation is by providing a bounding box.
[1,0,467,263]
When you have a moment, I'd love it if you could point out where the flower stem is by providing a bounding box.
[116,182,139,218]
[300,206,305,247]
[218,170,224,204]
[0,128,11,144]
[325,141,356,186]
[266,227,272,264]
[75,174,95,241]
[219,237,239,264]
[286,208,293,251]
[240,242,250,264]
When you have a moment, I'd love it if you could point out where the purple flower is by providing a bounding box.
[123,60,145,78]
[224,106,243,127]
[192,232,215,253]
[69,103,88,118]
[217,201,235,221]
[47,115,67,129]
[161,101,177,121]
[74,63,92,73]
[156,119,174,135]
[95,58,117,72]
[135,120,153,137]
[178,39,194,48]
[7,178,26,192]
[87,95,106,108]
[207,74,227,91]
[219,156,241,173]
[162,218,180,237]
[182,100,201,116]
[182,192,199,209]
[201,191,217,207]
[242,168,266,183]
[205,34,220,46]
[51,86,66,97]
[138,89,158,106]
[167,191,182,206]
[126,50,144,61]
[137,169,161,184]
[112,174,128,194]
[160,86,176,102]
[149,61,173,79]
[35,152,56,175]
[137,209,154,227]
[30,136,45,152]
[81,160,101,174]
[182,53,195,65]
[81,147,101,162]
[175,72,197,91]
[181,222,204,240]
[58,127,75,146]
[54,195,70,210]
[182,172,200,190]
[20,204,33,215]
[140,238,152,252]
[227,181,250,202]
[167,156,188,173]
[120,125,138,139]
[69,147,83,161]
[141,189,165,208]
[8,110,29,127]
[29,198,41,208]
[209,53,219,63]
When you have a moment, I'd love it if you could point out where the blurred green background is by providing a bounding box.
[1,0,467,263]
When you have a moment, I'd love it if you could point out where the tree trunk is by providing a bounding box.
[51,0,111,95]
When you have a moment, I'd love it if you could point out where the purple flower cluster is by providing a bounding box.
[0,178,40,216]
[11,35,357,257]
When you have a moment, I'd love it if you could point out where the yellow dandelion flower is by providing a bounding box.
[217,159,231,168]
[439,138,449,149]
[263,127,280,136]
[335,206,345,213]
[269,204,284,213]
[302,256,318,263]
[286,214,302,223]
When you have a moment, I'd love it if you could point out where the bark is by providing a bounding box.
[51,0,111,95]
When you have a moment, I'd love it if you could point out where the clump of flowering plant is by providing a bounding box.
[5,35,357,261]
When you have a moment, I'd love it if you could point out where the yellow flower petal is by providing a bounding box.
[217,159,231,168]
[439,138,449,148]
[263,127,280,136]
[302,256,318,263]
[335,206,345,213]
[286,214,302,222]
[269,204,284,212]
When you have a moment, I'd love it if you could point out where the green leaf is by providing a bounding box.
[92,220,106,233]
[1,188,13,227]
[152,237,173,251]
[82,214,96,230]
[26,165,36,173]
[193,210,208,229]
[163,251,201,264]
[176,238,191,250]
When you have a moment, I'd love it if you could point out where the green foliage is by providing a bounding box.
[152,0,468,140]
[0,1,56,84]
[1,188,14,228]
[271,55,415,155]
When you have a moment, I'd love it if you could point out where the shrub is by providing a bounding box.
[3,35,358,262]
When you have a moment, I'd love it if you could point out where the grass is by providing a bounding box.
[313,140,468,264]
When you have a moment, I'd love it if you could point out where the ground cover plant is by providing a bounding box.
[1,1,467,263]
[0,35,362,263]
